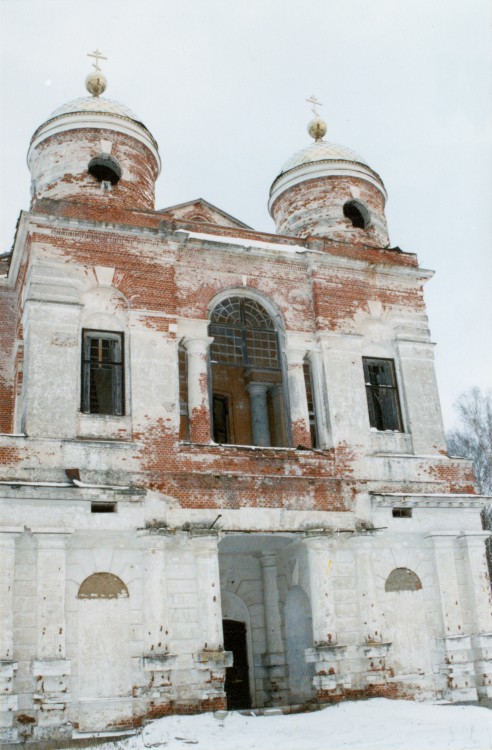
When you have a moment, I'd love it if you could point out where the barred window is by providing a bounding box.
[210,297,279,370]
[363,357,402,432]
[81,330,124,415]
[209,296,288,447]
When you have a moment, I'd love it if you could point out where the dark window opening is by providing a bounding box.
[213,393,230,444]
[88,153,122,185]
[209,297,288,447]
[81,330,124,416]
[303,360,318,448]
[178,344,190,440]
[392,507,412,518]
[343,200,370,229]
[91,502,117,513]
[363,357,403,432]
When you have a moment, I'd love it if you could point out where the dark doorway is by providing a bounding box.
[223,619,251,710]
[213,394,230,444]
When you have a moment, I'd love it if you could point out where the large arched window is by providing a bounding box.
[209,296,288,447]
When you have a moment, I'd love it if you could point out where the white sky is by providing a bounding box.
[1,0,491,430]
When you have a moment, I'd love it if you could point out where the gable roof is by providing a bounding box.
[157,198,252,230]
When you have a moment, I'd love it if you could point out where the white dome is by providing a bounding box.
[279,140,369,174]
[49,96,140,122]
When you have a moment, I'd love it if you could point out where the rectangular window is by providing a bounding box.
[363,357,403,432]
[303,360,318,448]
[81,330,124,415]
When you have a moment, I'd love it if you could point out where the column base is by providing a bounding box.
[356,641,393,687]
[471,633,492,700]
[306,643,351,694]
[437,636,478,702]
[0,661,18,742]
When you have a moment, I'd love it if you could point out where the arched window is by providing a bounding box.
[385,568,422,592]
[209,296,288,447]
[343,200,370,229]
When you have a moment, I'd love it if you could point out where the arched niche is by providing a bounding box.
[77,572,129,599]
[385,567,422,593]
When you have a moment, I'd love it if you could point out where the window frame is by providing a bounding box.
[81,329,125,416]
[363,356,403,432]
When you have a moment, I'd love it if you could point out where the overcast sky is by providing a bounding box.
[1,0,491,430]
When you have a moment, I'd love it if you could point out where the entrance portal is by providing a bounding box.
[223,619,251,710]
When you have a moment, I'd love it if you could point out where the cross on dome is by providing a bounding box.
[306,95,327,142]
[85,49,108,97]
[306,94,323,117]
[87,49,107,72]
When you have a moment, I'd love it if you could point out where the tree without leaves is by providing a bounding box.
[446,387,492,585]
[446,387,492,495]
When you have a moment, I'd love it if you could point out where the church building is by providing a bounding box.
[0,57,491,743]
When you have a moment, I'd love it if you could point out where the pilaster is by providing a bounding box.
[353,536,392,688]
[0,529,22,743]
[31,531,72,740]
[303,535,351,696]
[427,532,477,702]
[458,531,492,700]
[190,532,228,707]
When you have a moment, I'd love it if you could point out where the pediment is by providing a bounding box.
[157,198,251,230]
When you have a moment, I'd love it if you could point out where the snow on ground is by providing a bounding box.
[71,699,492,750]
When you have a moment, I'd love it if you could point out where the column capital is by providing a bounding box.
[285,347,307,367]
[31,529,73,548]
[182,336,214,355]
[246,381,270,395]
[425,531,460,545]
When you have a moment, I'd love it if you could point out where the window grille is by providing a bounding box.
[363,357,403,431]
[210,297,280,370]
[81,330,124,415]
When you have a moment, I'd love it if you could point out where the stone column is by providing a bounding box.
[260,553,288,705]
[246,382,271,446]
[306,348,331,449]
[458,532,492,701]
[31,531,72,741]
[285,348,312,448]
[269,383,288,447]
[427,532,476,702]
[183,337,213,443]
[0,529,22,744]
[191,532,228,709]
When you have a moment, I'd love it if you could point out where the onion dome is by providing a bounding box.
[268,108,389,247]
[27,53,160,212]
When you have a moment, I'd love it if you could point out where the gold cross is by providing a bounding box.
[87,49,108,72]
[306,95,322,117]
